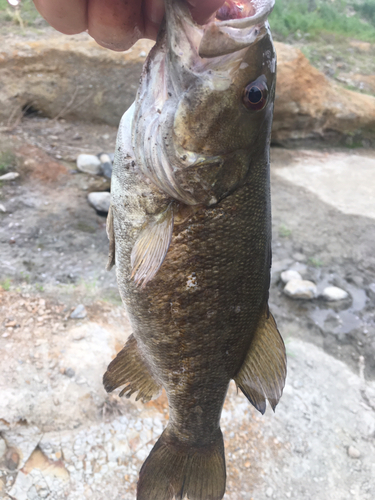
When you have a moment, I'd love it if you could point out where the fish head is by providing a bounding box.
[132,0,276,206]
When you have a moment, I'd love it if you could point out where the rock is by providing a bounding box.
[280,269,302,284]
[0,172,19,181]
[292,252,306,262]
[70,304,87,319]
[98,153,113,179]
[347,446,361,459]
[5,447,20,470]
[273,42,375,144]
[0,436,6,460]
[64,368,75,378]
[88,191,111,213]
[76,154,102,175]
[0,203,6,213]
[283,279,317,300]
[322,286,349,301]
[266,486,273,497]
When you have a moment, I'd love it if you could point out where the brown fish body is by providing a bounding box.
[104,1,286,499]
[111,148,270,441]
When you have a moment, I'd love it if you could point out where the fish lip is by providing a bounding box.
[192,0,275,58]
[209,0,275,29]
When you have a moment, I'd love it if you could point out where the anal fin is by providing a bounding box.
[103,334,161,403]
[131,203,174,288]
[234,307,287,414]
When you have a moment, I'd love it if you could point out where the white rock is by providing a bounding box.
[322,286,349,301]
[76,154,102,175]
[283,279,317,299]
[280,269,302,284]
[0,172,19,181]
[266,486,274,497]
[347,446,361,459]
[0,203,6,213]
[88,191,110,213]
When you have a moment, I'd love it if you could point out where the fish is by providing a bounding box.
[103,1,286,499]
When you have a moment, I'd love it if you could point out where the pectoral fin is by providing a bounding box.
[103,334,161,403]
[234,308,286,414]
[131,203,174,288]
[106,205,115,271]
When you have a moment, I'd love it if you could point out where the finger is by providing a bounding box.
[33,0,88,34]
[143,0,165,41]
[187,0,225,24]
[87,0,144,51]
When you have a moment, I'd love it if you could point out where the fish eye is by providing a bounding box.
[242,78,268,111]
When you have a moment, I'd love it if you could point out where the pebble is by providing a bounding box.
[292,252,306,262]
[347,446,361,459]
[98,153,113,179]
[64,368,75,378]
[0,437,6,460]
[70,304,87,319]
[72,331,86,341]
[88,191,111,213]
[280,269,302,284]
[266,486,273,497]
[283,279,317,299]
[0,172,19,181]
[322,286,349,301]
[0,203,6,213]
[76,154,102,175]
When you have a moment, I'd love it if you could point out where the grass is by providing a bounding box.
[0,151,16,175]
[308,257,324,267]
[270,0,375,42]
[0,0,44,27]
[1,277,11,291]
[279,224,292,238]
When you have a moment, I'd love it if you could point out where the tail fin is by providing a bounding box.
[137,427,226,500]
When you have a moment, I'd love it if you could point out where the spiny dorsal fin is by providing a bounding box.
[131,203,174,288]
[234,308,287,415]
[103,334,161,403]
[106,205,115,271]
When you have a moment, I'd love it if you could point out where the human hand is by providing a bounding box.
[33,0,225,51]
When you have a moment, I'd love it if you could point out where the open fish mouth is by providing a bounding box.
[198,0,275,57]
[215,0,273,24]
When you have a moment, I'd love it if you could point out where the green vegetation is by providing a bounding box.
[0,151,16,175]
[279,224,292,238]
[270,0,375,42]
[35,282,44,292]
[308,257,324,267]
[1,277,11,291]
[0,0,44,27]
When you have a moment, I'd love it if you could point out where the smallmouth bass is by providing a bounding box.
[104,1,286,499]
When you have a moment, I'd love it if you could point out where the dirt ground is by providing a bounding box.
[0,109,374,500]
[0,14,375,500]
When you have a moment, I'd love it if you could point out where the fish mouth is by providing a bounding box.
[215,1,263,23]
[198,0,275,57]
